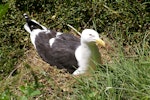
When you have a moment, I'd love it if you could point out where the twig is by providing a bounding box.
[67,24,81,36]
[6,66,22,80]
[103,4,120,17]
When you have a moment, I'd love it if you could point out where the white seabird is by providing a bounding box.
[23,13,105,75]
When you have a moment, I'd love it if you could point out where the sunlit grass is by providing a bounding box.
[0,3,9,20]
[72,45,150,100]
[0,0,150,99]
[0,36,149,99]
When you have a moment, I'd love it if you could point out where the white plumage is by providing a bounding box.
[23,13,105,75]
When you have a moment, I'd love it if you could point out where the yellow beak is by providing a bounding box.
[96,39,105,47]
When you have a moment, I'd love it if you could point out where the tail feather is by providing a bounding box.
[23,13,47,32]
[23,13,30,23]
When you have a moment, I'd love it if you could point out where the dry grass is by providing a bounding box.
[0,47,75,99]
[1,33,149,99]
[20,34,115,72]
[0,34,123,99]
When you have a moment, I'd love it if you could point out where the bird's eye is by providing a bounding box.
[89,34,93,36]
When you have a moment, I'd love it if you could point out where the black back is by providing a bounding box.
[35,32,80,73]
[24,13,80,73]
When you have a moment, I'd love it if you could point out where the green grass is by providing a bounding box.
[0,0,150,99]
[71,40,150,100]
[0,40,149,99]
[0,3,9,20]
[73,57,150,100]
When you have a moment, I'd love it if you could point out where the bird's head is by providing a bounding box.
[81,29,105,47]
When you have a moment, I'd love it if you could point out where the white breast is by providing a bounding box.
[73,44,91,75]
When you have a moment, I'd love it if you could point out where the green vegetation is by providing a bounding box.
[0,3,9,20]
[0,0,150,99]
[73,50,150,99]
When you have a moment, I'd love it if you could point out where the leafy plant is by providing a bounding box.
[0,1,28,79]
[0,89,12,100]
[19,84,41,100]
[0,3,9,20]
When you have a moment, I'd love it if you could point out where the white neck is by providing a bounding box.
[73,42,91,75]
[73,41,101,75]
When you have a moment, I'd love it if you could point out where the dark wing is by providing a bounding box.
[35,32,80,73]
[35,30,56,64]
[50,34,80,73]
